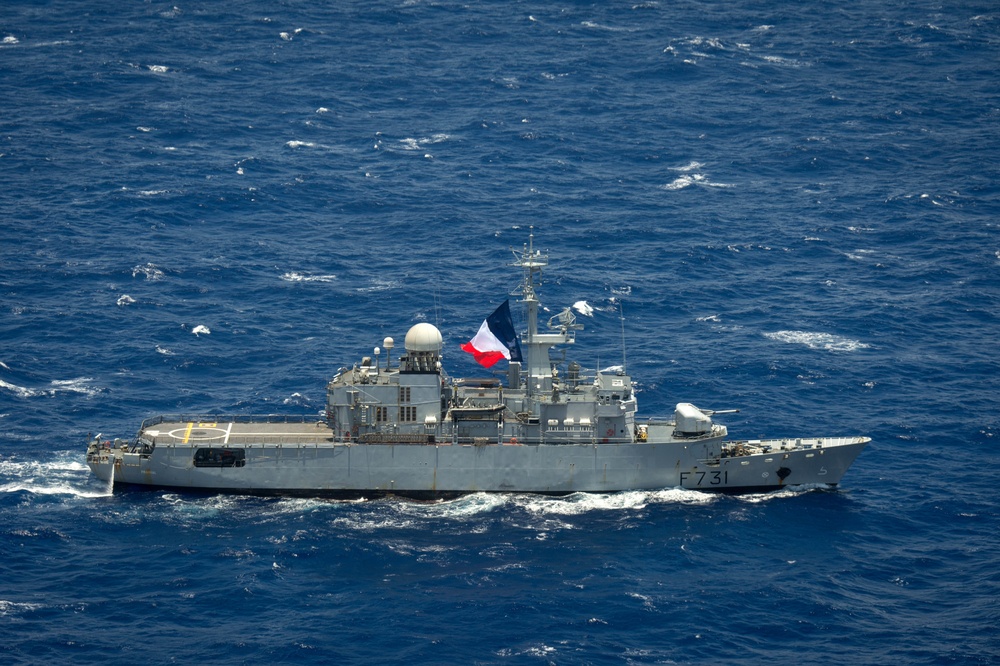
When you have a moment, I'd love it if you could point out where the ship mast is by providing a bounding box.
[511,229,576,400]
[514,229,545,341]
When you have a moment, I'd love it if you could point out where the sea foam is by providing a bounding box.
[764,330,870,352]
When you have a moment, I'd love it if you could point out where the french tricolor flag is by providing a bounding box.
[461,300,524,368]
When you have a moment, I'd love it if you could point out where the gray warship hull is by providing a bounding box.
[87,234,868,496]
[87,416,868,496]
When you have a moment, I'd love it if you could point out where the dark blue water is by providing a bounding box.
[2,1,999,663]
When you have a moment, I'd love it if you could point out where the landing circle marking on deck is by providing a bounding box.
[168,426,226,441]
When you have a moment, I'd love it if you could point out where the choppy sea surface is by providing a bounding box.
[2,1,999,663]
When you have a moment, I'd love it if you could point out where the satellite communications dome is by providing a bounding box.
[404,323,443,353]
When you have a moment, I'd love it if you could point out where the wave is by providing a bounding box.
[516,488,716,515]
[763,330,871,352]
[357,278,399,293]
[397,133,450,151]
[0,375,98,398]
[344,489,721,527]
[0,482,112,499]
[282,392,311,406]
[736,484,838,503]
[132,263,164,280]
[580,21,634,32]
[662,173,735,190]
[281,272,337,283]
[671,160,705,172]
[131,489,729,532]
[0,454,111,498]
[0,600,43,617]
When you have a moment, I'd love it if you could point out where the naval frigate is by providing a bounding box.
[86,235,868,496]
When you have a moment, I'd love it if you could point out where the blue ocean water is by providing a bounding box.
[2,0,999,663]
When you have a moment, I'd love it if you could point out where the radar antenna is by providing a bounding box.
[510,226,548,342]
[548,306,584,334]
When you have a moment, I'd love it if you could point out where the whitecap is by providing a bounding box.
[132,263,163,280]
[671,160,705,172]
[0,600,42,616]
[0,377,95,398]
[330,515,417,531]
[49,378,97,395]
[663,175,698,190]
[397,133,450,151]
[517,491,652,515]
[760,54,806,67]
[0,453,111,498]
[3,36,19,45]
[572,300,594,317]
[399,492,508,519]
[662,172,733,190]
[117,294,135,306]
[155,345,173,355]
[281,272,337,283]
[147,64,169,73]
[0,379,41,398]
[0,482,112,499]
[647,487,718,505]
[845,249,876,261]
[269,497,350,515]
[580,21,632,32]
[684,36,725,49]
[286,140,316,148]
[192,325,211,336]
[165,493,243,517]
[763,330,870,352]
[358,278,398,293]
[737,484,831,503]
[282,392,310,405]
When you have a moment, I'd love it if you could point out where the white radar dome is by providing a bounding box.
[404,323,443,353]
